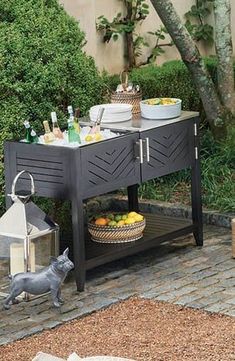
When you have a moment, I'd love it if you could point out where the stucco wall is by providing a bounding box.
[59,0,235,74]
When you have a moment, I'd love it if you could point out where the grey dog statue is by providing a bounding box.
[3,248,74,309]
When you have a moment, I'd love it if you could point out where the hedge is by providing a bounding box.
[107,57,223,114]
[0,0,105,213]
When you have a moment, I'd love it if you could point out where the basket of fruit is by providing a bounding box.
[88,212,146,243]
[140,98,182,119]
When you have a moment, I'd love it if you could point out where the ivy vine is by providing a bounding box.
[96,0,172,69]
[185,0,214,43]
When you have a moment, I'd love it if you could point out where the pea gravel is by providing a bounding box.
[1,297,235,361]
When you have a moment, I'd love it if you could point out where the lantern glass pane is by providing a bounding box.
[31,230,59,272]
[0,230,59,301]
[0,236,25,299]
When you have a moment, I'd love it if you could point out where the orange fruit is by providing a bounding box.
[95,217,107,226]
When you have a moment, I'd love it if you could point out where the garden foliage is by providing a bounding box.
[0,0,105,212]
[106,58,234,213]
[107,57,224,114]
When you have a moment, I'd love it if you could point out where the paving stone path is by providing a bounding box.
[0,224,234,346]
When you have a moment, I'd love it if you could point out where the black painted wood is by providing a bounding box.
[80,133,140,199]
[127,184,139,212]
[85,213,195,270]
[4,115,203,291]
[141,119,194,182]
[191,117,203,246]
[4,141,72,200]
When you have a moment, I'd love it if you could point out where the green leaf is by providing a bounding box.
[141,8,149,15]
[112,33,119,41]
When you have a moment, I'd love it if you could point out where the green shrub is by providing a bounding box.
[106,58,234,213]
[0,0,105,213]
[131,62,201,111]
[200,129,235,212]
[139,129,235,213]
[107,57,222,114]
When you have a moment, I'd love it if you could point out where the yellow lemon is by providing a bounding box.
[117,220,125,227]
[128,211,138,217]
[85,135,93,142]
[125,218,135,225]
[122,214,128,220]
[134,214,144,222]
[94,133,103,141]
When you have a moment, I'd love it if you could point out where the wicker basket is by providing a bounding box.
[88,218,146,244]
[111,71,142,114]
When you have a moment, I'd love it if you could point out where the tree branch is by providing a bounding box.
[214,0,235,112]
[150,0,225,132]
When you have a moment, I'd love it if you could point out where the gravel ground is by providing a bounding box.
[1,297,235,361]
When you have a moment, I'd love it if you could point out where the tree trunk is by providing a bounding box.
[150,0,230,139]
[125,1,136,69]
[214,0,235,113]
[126,32,136,69]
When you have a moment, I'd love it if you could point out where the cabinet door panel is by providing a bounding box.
[141,119,195,182]
[80,133,140,198]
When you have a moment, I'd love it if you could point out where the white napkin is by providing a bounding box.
[32,352,135,361]
[32,352,65,361]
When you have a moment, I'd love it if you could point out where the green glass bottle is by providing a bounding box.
[74,108,81,134]
[30,129,39,143]
[23,121,33,143]
[67,106,81,144]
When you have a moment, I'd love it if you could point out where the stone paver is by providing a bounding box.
[0,224,234,346]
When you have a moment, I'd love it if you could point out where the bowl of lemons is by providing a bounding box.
[140,98,182,119]
[88,212,146,243]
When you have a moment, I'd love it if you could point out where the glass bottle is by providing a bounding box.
[23,121,33,143]
[74,108,81,134]
[43,120,56,143]
[51,112,63,139]
[67,106,81,144]
[30,129,39,144]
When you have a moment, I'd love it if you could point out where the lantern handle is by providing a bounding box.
[11,170,35,198]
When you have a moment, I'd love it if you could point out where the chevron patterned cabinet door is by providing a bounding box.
[141,119,195,182]
[80,133,141,198]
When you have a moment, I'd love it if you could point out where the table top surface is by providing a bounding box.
[81,111,199,133]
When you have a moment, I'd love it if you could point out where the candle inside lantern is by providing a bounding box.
[10,242,35,275]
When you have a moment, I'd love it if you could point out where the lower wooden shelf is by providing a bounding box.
[85,213,195,270]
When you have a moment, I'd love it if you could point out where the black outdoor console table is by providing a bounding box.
[4,111,203,291]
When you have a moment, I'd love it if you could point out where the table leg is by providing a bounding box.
[127,184,139,212]
[71,198,86,291]
[191,161,203,246]
[4,165,13,210]
[5,193,12,210]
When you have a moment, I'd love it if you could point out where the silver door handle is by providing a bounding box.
[139,139,144,164]
[145,137,150,163]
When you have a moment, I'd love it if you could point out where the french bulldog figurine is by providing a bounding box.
[3,248,74,310]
